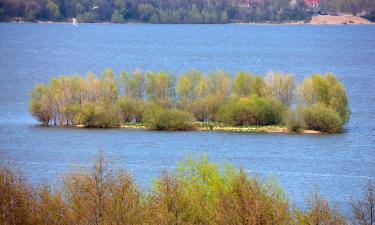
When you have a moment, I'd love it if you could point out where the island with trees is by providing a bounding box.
[29,69,349,134]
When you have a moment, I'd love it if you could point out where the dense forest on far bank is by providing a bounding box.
[29,69,350,133]
[1,152,374,225]
[1,0,374,23]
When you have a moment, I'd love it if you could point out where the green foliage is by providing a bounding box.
[265,72,295,107]
[29,84,52,125]
[207,70,232,98]
[111,9,124,23]
[144,105,193,131]
[233,72,253,97]
[218,96,285,126]
[176,70,206,109]
[47,0,60,20]
[299,73,350,123]
[77,102,120,128]
[145,71,175,108]
[121,70,145,100]
[149,156,237,224]
[79,11,98,23]
[285,110,305,133]
[301,104,343,133]
[117,97,144,123]
[62,152,144,225]
[216,171,293,225]
[138,4,155,22]
[188,4,203,23]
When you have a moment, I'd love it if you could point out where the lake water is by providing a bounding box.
[0,23,374,214]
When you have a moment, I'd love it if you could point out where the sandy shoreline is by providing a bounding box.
[111,123,322,134]
[309,15,373,25]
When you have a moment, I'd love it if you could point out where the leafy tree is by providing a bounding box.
[145,71,175,108]
[138,4,154,22]
[176,69,205,110]
[188,4,203,23]
[233,72,253,97]
[111,9,124,23]
[265,72,295,107]
[121,70,145,100]
[299,73,349,123]
[29,84,52,125]
[47,0,60,20]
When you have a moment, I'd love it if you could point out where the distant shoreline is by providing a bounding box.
[4,15,373,25]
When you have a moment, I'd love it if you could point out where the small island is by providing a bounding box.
[29,69,349,134]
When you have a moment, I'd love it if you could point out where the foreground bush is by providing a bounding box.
[301,104,343,133]
[1,152,372,225]
[215,170,293,225]
[296,191,347,225]
[351,181,375,225]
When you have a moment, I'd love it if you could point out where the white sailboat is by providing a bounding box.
[72,18,78,26]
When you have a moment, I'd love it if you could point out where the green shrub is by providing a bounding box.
[149,156,237,224]
[117,97,144,123]
[285,111,305,133]
[301,104,343,133]
[218,96,284,126]
[28,84,53,126]
[144,105,194,130]
[299,74,350,124]
[75,102,120,128]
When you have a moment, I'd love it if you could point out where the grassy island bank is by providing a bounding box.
[29,69,349,133]
[119,122,323,134]
[1,152,374,225]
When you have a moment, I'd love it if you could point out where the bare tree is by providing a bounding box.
[352,181,375,225]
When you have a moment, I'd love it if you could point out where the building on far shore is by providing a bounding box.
[305,0,319,11]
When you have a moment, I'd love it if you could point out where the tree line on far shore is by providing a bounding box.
[29,69,350,133]
[1,0,374,23]
[1,152,374,225]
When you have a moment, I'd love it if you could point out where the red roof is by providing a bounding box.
[305,0,318,5]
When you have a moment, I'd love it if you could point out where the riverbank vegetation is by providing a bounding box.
[1,152,374,225]
[1,0,374,23]
[29,69,349,133]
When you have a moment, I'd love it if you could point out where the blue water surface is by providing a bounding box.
[0,23,374,214]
